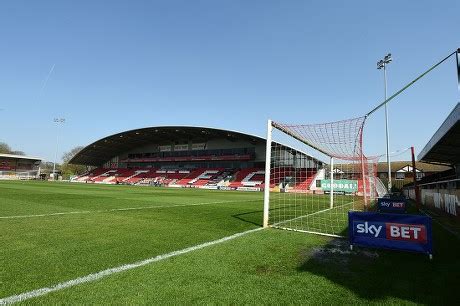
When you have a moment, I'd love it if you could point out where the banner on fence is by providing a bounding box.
[321,179,358,193]
[348,212,432,256]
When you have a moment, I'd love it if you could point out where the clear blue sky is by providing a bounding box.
[0,0,459,162]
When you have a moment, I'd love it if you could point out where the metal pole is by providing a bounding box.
[367,50,457,117]
[360,150,368,210]
[263,119,272,228]
[456,49,460,92]
[384,65,392,192]
[330,157,334,209]
[411,146,421,210]
[52,118,65,180]
[52,124,59,179]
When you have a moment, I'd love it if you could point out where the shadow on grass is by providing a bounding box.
[231,206,296,227]
[232,210,263,227]
[297,224,459,305]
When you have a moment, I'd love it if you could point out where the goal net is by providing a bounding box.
[263,117,379,237]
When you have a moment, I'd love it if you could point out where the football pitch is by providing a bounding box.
[0,181,458,304]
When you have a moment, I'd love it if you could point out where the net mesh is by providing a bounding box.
[267,117,379,237]
[272,116,366,160]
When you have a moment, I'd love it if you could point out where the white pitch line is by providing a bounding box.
[273,201,354,226]
[271,201,355,238]
[0,211,92,219]
[106,199,261,212]
[0,227,263,305]
[0,199,262,220]
[275,226,345,238]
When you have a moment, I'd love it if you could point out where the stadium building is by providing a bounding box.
[376,161,450,189]
[70,126,325,191]
[0,153,41,180]
[404,103,459,217]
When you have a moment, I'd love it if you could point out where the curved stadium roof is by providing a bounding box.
[69,126,267,166]
[418,103,460,165]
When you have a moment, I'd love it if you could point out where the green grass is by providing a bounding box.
[0,180,458,304]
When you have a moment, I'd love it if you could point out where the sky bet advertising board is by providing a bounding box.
[377,197,407,213]
[348,212,432,256]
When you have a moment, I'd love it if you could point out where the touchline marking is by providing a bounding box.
[0,227,263,305]
[0,199,262,220]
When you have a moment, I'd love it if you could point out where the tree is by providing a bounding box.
[0,142,25,155]
[0,142,12,154]
[61,146,88,178]
[62,146,85,164]
[40,161,57,172]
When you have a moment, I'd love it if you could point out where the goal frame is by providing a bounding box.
[263,119,369,230]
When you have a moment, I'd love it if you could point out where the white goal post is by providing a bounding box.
[263,118,378,237]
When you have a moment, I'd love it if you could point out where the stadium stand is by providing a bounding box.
[0,153,41,180]
[229,168,265,188]
[293,168,318,190]
[69,126,325,192]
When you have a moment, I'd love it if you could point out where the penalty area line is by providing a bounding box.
[0,227,263,305]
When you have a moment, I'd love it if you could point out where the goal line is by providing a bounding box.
[271,201,354,238]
